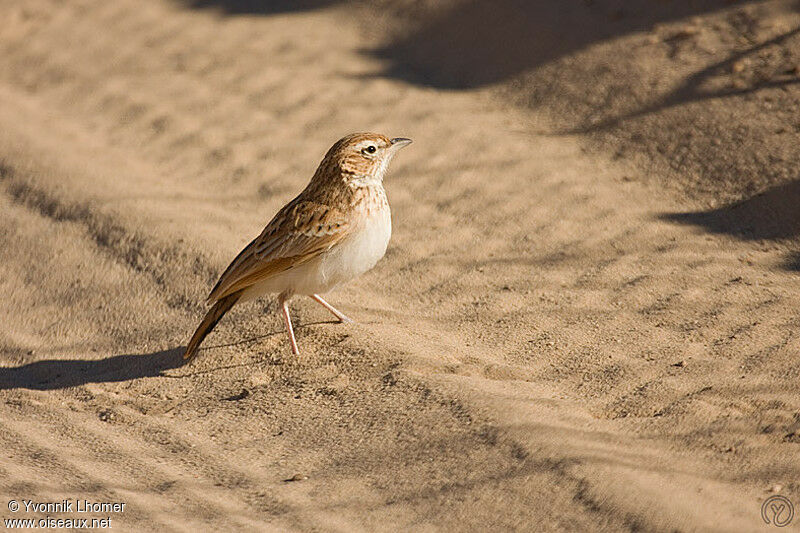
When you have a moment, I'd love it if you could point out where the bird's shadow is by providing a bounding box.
[0,320,337,391]
[0,348,186,391]
[176,0,342,15]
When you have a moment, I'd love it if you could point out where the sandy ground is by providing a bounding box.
[1,1,800,531]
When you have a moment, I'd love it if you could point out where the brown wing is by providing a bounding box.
[206,200,351,303]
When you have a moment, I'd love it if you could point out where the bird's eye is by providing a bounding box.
[362,145,377,155]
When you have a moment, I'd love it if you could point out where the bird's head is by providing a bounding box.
[314,132,412,188]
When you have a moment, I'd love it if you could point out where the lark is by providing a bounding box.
[183,133,412,360]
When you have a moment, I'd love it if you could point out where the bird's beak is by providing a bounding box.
[390,137,412,150]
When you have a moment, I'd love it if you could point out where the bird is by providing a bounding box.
[183,132,412,360]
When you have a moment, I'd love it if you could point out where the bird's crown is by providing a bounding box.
[312,132,411,189]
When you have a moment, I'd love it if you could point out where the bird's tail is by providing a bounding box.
[183,291,242,361]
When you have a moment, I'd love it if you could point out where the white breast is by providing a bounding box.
[316,206,392,291]
[242,205,392,301]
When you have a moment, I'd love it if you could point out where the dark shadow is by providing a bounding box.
[579,25,800,132]
[0,318,344,390]
[371,0,748,90]
[0,348,185,391]
[662,179,800,241]
[178,0,342,15]
[662,179,800,268]
[784,251,800,272]
[170,0,800,132]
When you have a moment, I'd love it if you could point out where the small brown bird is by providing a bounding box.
[183,133,412,360]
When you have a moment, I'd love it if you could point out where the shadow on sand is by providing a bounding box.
[181,0,798,129]
[0,320,337,390]
[178,0,342,15]
[370,0,750,89]
[369,0,800,131]
[662,179,800,271]
[574,25,800,132]
[0,348,186,391]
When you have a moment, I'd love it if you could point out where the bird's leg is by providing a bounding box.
[278,293,300,355]
[311,294,353,323]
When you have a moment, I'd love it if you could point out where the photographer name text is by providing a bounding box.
[18,500,125,514]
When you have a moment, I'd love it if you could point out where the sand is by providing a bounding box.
[1,1,799,531]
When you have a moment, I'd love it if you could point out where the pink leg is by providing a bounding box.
[279,293,300,355]
[311,294,352,323]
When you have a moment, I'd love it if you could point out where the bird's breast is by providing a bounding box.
[319,204,391,287]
